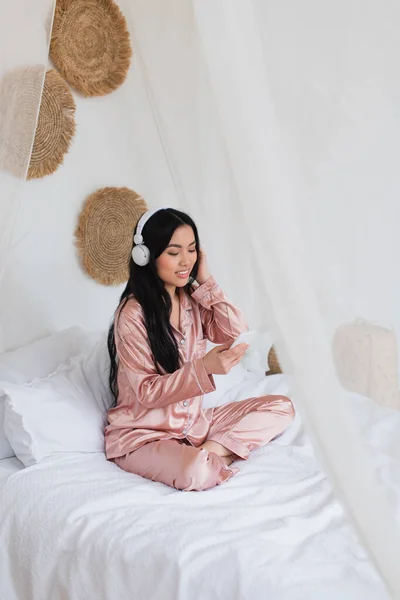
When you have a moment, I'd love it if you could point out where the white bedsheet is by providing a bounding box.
[0,456,23,480]
[1,378,399,600]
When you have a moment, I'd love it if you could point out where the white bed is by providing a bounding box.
[0,456,23,480]
[1,329,399,600]
[1,386,398,600]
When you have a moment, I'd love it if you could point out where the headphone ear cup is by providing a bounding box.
[132,244,150,266]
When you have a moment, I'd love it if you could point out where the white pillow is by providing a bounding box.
[2,328,270,463]
[0,421,13,459]
[0,327,100,384]
[3,336,112,467]
[0,327,100,459]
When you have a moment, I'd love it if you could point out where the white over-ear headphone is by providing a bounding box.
[131,208,166,266]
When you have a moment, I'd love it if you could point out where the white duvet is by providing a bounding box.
[1,375,399,600]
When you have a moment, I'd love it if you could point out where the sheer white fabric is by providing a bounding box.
[192,2,400,595]
[0,0,55,351]
[124,0,400,595]
[1,0,399,594]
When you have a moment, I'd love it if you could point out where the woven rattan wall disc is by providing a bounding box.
[75,187,147,285]
[267,346,282,375]
[0,65,43,179]
[28,69,76,180]
[0,66,74,179]
[50,0,132,97]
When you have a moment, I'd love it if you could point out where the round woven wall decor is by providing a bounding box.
[267,346,282,375]
[0,66,75,179]
[75,187,147,286]
[28,69,76,180]
[0,65,44,179]
[50,0,132,97]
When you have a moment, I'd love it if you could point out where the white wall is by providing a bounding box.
[0,51,177,352]
[3,0,400,356]
[122,0,400,346]
[253,0,400,341]
[0,0,266,353]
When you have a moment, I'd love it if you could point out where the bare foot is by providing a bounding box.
[201,440,232,457]
[221,455,234,467]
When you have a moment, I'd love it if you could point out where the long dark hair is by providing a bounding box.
[107,208,200,402]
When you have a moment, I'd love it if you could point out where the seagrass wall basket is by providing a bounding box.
[266,346,283,375]
[75,187,147,286]
[50,0,132,97]
[28,69,76,179]
[0,66,76,179]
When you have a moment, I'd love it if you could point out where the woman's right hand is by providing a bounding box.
[203,342,248,375]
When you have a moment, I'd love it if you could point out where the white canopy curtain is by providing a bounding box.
[0,0,55,352]
[192,2,400,596]
[124,0,400,597]
[120,0,267,330]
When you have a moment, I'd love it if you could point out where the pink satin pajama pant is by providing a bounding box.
[115,395,294,492]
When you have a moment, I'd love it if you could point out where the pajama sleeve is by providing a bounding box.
[115,301,215,409]
[191,276,248,344]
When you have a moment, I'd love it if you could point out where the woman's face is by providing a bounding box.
[156,225,197,289]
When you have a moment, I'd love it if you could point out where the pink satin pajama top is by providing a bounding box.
[105,277,248,459]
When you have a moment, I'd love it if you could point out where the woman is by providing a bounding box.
[105,207,294,491]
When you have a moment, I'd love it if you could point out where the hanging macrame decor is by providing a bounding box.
[50,0,132,97]
[28,69,76,179]
[75,187,147,286]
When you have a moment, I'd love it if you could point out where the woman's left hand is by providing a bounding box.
[196,248,211,285]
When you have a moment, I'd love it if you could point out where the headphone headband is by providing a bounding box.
[133,207,167,245]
